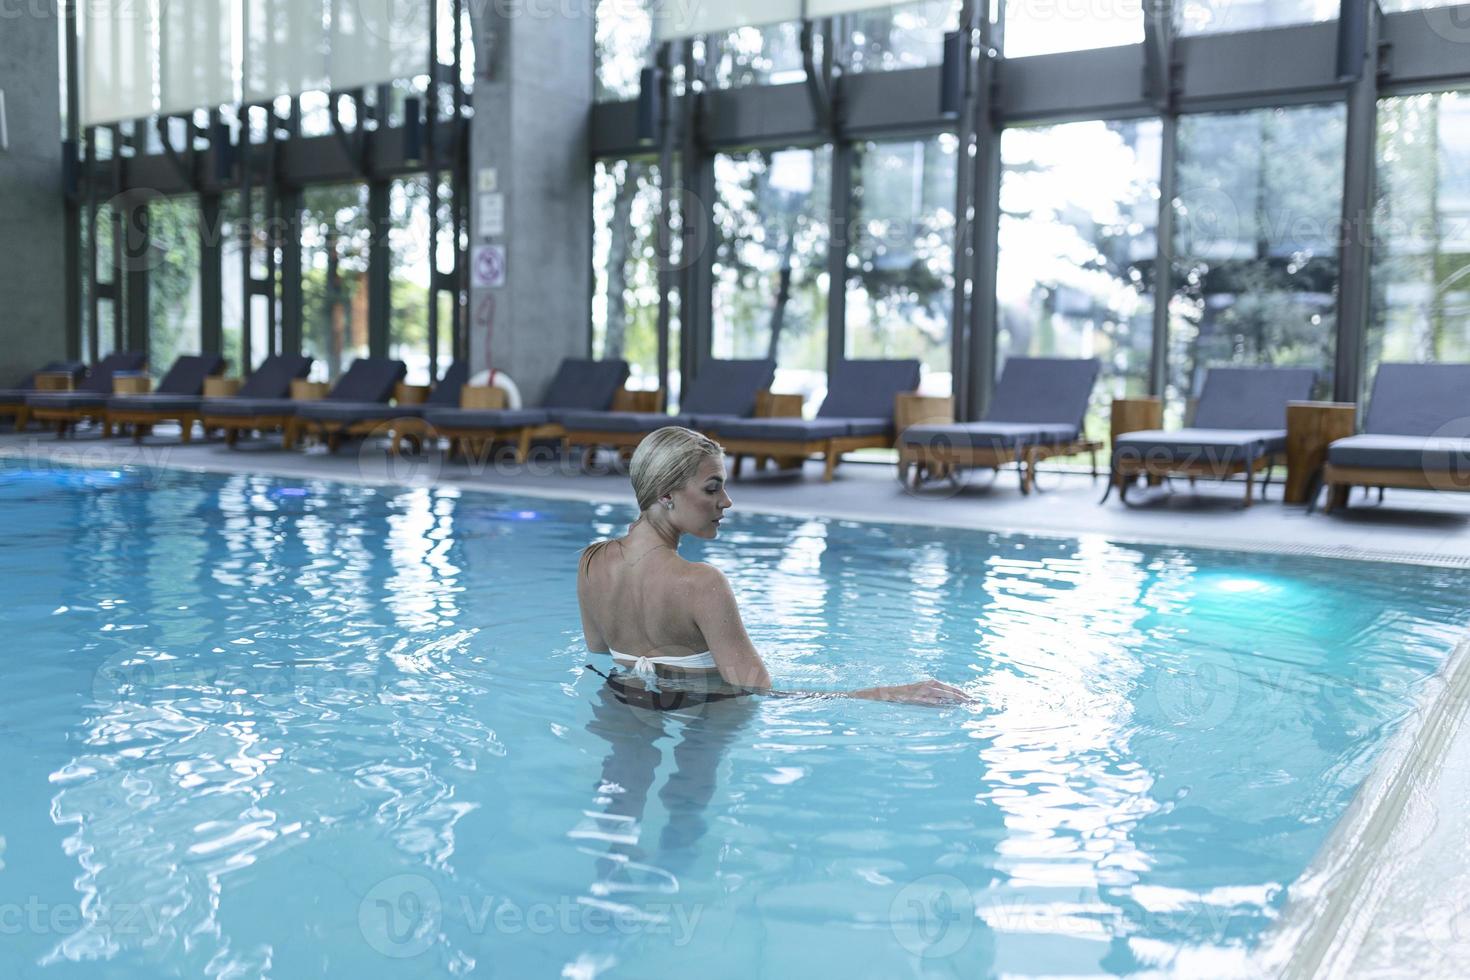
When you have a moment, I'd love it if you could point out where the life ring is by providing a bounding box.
[468,369,521,409]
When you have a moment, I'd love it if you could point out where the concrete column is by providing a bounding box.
[0,2,67,381]
[467,1,593,404]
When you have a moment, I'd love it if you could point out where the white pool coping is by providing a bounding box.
[4,430,1470,976]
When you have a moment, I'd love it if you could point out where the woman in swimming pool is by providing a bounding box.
[578,426,973,707]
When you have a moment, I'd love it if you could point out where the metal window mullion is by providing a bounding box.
[949,0,980,419]
[654,42,676,398]
[1151,113,1177,400]
[1334,1,1379,404]
[826,140,853,374]
[965,47,1001,420]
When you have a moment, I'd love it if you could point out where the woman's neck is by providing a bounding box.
[628,512,680,552]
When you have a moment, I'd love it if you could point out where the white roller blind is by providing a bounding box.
[244,0,329,102]
[160,0,235,115]
[82,0,156,125]
[330,0,432,91]
[654,0,803,40]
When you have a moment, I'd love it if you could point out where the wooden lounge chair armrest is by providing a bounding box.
[610,386,664,413]
[291,380,331,401]
[755,390,803,418]
[1110,397,1163,442]
[203,376,241,398]
[460,385,508,410]
[894,392,954,433]
[113,373,151,395]
[394,383,431,406]
[33,372,75,391]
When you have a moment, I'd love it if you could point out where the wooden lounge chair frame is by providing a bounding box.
[286,383,431,453]
[204,380,329,447]
[30,370,147,437]
[2,371,76,432]
[557,388,668,465]
[106,375,235,444]
[709,391,916,483]
[1320,463,1470,513]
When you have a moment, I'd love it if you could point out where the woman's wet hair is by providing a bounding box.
[580,426,724,576]
[628,426,724,513]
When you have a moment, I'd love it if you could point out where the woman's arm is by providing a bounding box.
[691,565,971,706]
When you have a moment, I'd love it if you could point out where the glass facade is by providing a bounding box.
[847,0,957,73]
[1002,0,1144,58]
[592,158,671,394]
[712,146,832,414]
[389,177,433,386]
[1176,0,1338,36]
[1169,105,1345,418]
[301,184,372,384]
[146,196,203,378]
[845,135,957,392]
[1370,90,1470,390]
[998,118,1162,438]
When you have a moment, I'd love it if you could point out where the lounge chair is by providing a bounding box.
[104,354,227,443]
[703,359,921,482]
[898,357,1102,494]
[1321,363,1470,513]
[0,360,87,431]
[557,358,777,458]
[25,351,148,436]
[423,358,630,464]
[203,357,404,448]
[1105,366,1317,507]
[289,361,470,454]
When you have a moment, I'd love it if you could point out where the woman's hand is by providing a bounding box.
[853,679,974,706]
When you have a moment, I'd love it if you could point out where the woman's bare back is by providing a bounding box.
[578,538,715,666]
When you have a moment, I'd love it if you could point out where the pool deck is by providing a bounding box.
[3,426,1470,565]
[5,425,1470,977]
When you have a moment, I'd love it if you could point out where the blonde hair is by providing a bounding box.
[629,426,725,512]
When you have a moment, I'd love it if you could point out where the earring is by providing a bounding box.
[664,500,674,510]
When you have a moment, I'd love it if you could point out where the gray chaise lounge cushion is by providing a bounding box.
[205,358,406,420]
[1114,427,1288,466]
[27,351,147,409]
[198,354,315,416]
[559,359,774,435]
[899,357,1100,450]
[107,354,227,412]
[901,420,1081,450]
[705,417,850,441]
[680,359,777,417]
[1190,366,1318,430]
[1360,363,1470,436]
[556,410,695,433]
[2,361,87,402]
[1328,434,1470,472]
[425,359,627,431]
[816,359,921,421]
[295,362,471,424]
[422,408,552,429]
[543,359,631,411]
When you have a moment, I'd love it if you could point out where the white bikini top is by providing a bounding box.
[608,649,719,682]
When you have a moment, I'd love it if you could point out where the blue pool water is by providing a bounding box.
[1,463,1468,978]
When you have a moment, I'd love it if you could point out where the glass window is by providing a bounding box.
[997,118,1162,441]
[389,177,432,385]
[846,135,957,394]
[220,191,245,376]
[847,0,958,73]
[711,23,805,88]
[593,158,674,397]
[1170,105,1345,420]
[1176,0,1337,36]
[596,0,652,101]
[148,195,203,377]
[1002,0,1144,58]
[1370,90,1470,389]
[301,184,372,383]
[712,146,832,414]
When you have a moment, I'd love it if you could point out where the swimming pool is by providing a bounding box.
[2,463,1467,978]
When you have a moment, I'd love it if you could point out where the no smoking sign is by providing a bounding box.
[471,245,506,289]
